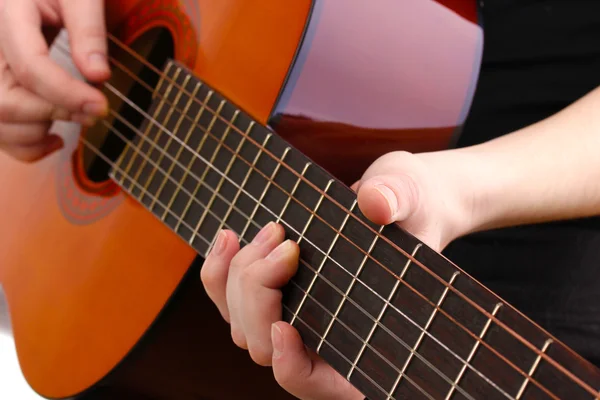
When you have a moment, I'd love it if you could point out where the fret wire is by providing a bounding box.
[184,99,228,243]
[146,72,191,208]
[389,272,460,399]
[516,339,553,399]
[162,81,203,220]
[105,106,514,399]
[297,179,334,245]
[135,66,183,197]
[353,244,422,389]
[117,60,175,185]
[102,85,551,399]
[197,116,252,247]
[289,178,335,326]
[154,79,200,217]
[210,133,272,251]
[344,225,385,380]
[239,147,291,242]
[82,42,600,395]
[315,200,358,350]
[99,122,508,400]
[446,302,504,400]
[276,162,312,224]
[190,100,232,244]
[174,89,216,232]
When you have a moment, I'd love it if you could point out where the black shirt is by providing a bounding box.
[444,0,600,367]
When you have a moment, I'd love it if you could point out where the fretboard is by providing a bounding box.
[109,60,600,400]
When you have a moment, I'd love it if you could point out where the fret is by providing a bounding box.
[208,133,273,251]
[389,272,460,399]
[287,179,335,326]
[174,89,215,233]
[175,98,224,244]
[190,108,240,244]
[195,115,250,248]
[318,223,384,376]
[142,71,190,206]
[350,244,423,386]
[151,78,200,217]
[445,302,503,400]
[516,339,553,399]
[133,66,183,198]
[239,147,291,242]
[161,82,204,220]
[275,162,311,225]
[118,61,176,186]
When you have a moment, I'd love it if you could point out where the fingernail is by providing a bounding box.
[210,230,227,257]
[266,240,292,261]
[374,184,398,219]
[82,102,107,118]
[271,323,283,359]
[88,53,109,73]
[252,222,274,245]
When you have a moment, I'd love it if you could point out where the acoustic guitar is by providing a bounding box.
[1,1,599,399]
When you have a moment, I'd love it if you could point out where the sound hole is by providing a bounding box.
[81,27,174,185]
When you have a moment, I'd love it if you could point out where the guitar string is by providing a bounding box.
[82,136,431,400]
[55,37,597,397]
[53,41,559,399]
[97,108,510,400]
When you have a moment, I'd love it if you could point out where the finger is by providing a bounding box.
[0,84,71,123]
[240,240,299,366]
[227,222,285,349]
[357,174,420,225]
[0,134,64,163]
[1,0,107,115]
[272,322,364,400]
[59,0,111,82]
[200,230,240,323]
[0,121,52,146]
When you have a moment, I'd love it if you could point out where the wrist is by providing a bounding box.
[416,149,485,244]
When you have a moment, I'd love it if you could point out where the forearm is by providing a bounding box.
[428,85,600,237]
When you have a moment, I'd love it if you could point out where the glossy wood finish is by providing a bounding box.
[0,1,311,398]
[272,0,483,184]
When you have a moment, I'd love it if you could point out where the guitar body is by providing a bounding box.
[0,1,481,398]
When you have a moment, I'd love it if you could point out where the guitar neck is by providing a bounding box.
[108,60,600,400]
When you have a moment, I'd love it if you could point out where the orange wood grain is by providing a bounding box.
[0,1,312,398]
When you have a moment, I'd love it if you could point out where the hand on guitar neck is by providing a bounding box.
[200,149,473,400]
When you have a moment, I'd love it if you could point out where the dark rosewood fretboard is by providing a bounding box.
[108,60,600,400]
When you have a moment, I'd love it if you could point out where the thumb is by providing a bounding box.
[356,174,420,226]
[60,0,111,83]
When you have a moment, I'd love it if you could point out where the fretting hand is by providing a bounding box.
[201,150,472,399]
[0,0,109,162]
